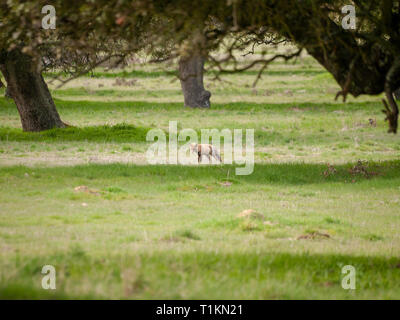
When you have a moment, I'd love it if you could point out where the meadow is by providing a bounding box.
[0,54,399,299]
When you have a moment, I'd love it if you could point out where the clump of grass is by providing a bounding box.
[324,217,341,224]
[104,186,125,193]
[236,210,266,232]
[362,234,384,241]
[239,219,264,232]
[69,244,87,259]
[121,145,132,151]
[174,229,201,240]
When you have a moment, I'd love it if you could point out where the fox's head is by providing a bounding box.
[189,143,198,153]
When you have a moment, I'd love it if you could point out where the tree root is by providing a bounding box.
[335,89,349,102]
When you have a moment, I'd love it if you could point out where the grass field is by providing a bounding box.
[0,53,399,299]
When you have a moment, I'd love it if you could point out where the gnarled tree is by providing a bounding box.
[185,0,400,133]
[0,49,65,131]
[0,0,152,131]
[230,0,400,133]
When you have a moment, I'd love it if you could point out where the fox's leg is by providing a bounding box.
[213,150,222,162]
[198,152,201,163]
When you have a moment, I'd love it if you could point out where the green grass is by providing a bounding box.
[1,54,400,299]
[0,163,400,299]
[1,251,399,299]
[0,124,149,143]
[43,67,326,79]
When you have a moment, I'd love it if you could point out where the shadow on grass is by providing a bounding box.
[2,161,400,186]
[1,250,399,299]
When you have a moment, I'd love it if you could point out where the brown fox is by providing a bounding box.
[190,143,222,163]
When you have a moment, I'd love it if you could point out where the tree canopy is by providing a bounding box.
[1,0,399,132]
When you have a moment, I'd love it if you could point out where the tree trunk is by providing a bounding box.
[179,54,211,108]
[0,49,66,131]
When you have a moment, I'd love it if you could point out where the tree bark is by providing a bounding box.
[0,49,66,131]
[179,54,211,108]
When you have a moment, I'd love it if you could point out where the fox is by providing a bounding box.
[190,143,222,163]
